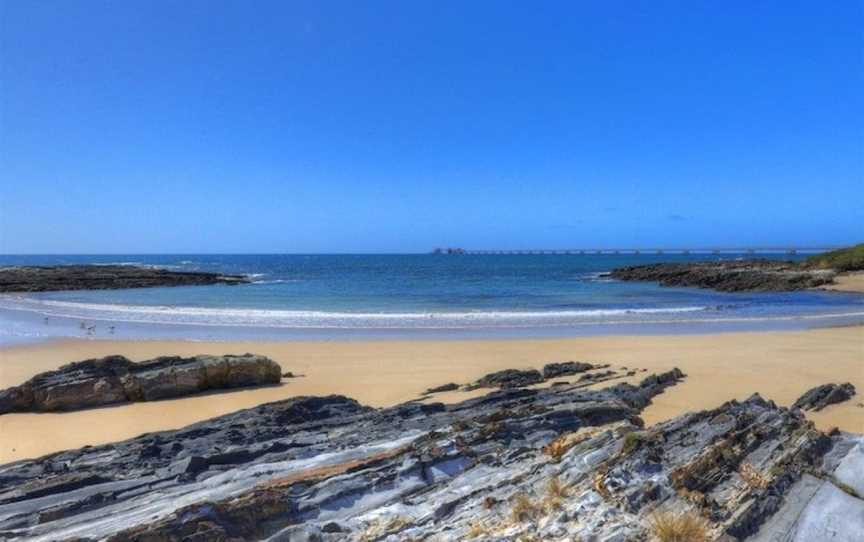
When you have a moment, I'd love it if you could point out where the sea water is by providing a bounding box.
[1,254,862,344]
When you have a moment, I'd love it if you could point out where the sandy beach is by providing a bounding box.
[825,271,864,293]
[0,325,861,464]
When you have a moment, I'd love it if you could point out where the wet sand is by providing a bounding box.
[1,326,862,464]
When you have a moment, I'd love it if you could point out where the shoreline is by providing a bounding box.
[1,325,862,464]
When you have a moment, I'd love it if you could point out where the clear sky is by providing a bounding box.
[1,1,862,254]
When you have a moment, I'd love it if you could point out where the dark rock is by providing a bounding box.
[0,265,249,293]
[472,368,544,389]
[281,371,295,378]
[321,521,344,533]
[0,354,282,414]
[162,456,208,478]
[578,370,616,382]
[426,382,459,393]
[793,383,856,411]
[542,361,594,379]
[609,260,836,292]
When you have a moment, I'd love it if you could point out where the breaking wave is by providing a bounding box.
[1,296,862,331]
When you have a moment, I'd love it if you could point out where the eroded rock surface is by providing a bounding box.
[0,354,282,414]
[793,382,856,411]
[0,265,248,292]
[2,366,861,541]
[609,260,836,292]
[0,369,681,540]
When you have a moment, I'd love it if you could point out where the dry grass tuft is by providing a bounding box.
[592,471,612,500]
[542,475,570,512]
[543,434,576,462]
[738,462,770,490]
[359,516,411,541]
[648,511,710,542]
[546,475,570,499]
[466,520,491,538]
[510,493,543,523]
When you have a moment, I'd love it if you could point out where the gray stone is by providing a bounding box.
[0,354,282,414]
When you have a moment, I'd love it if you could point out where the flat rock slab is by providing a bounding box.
[0,265,248,292]
[0,354,282,413]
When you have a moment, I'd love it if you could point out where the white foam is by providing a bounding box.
[2,295,862,331]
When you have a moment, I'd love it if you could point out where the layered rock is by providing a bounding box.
[0,369,681,540]
[3,367,861,541]
[609,260,836,292]
[542,361,595,379]
[469,368,545,389]
[0,354,282,414]
[793,382,856,411]
[0,264,248,292]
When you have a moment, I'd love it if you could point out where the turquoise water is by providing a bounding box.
[1,254,862,343]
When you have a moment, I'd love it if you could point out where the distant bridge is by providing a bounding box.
[434,246,842,256]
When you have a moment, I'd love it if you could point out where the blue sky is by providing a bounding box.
[1,1,862,253]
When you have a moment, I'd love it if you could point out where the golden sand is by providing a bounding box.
[1,326,862,464]
[824,271,864,293]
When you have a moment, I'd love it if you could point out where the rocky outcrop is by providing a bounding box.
[794,383,856,411]
[542,361,595,379]
[425,382,459,394]
[0,354,281,414]
[609,260,836,292]
[3,366,861,541]
[0,265,248,292]
[469,368,545,389]
[0,368,682,541]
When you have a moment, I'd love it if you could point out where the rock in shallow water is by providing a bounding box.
[0,354,282,414]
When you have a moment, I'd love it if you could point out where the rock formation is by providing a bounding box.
[0,354,282,414]
[470,368,545,389]
[542,361,595,379]
[0,265,248,292]
[1,368,860,541]
[609,260,836,292]
[793,382,856,411]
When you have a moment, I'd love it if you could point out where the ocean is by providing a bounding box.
[1,253,863,344]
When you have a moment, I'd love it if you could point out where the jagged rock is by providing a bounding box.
[793,383,856,411]
[0,368,859,542]
[578,369,617,381]
[609,260,836,292]
[0,354,282,414]
[426,382,459,393]
[0,265,249,292]
[470,368,544,389]
[542,361,594,379]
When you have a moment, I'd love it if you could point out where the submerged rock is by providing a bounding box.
[0,354,282,414]
[0,264,248,292]
[793,382,856,411]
